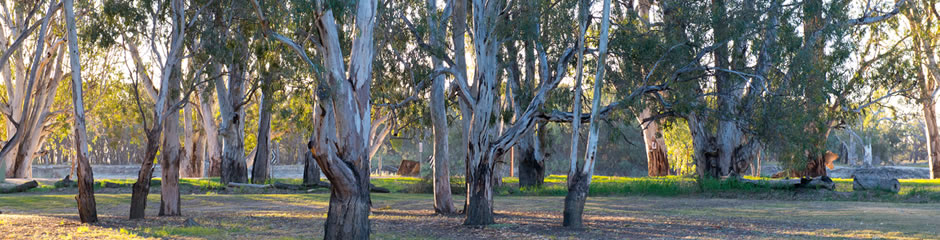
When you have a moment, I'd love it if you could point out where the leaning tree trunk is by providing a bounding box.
[638,107,669,176]
[130,129,160,219]
[66,0,97,222]
[252,82,273,184]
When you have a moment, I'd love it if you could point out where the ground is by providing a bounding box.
[2,176,940,239]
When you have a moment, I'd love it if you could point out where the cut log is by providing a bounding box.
[0,180,39,193]
[226,182,272,189]
[852,176,900,193]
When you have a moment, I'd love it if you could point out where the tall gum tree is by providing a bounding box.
[0,1,67,179]
[251,0,378,238]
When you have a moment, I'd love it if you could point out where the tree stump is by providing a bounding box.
[852,175,900,193]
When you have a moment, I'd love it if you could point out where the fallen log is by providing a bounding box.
[0,180,39,193]
[370,183,391,193]
[226,182,272,189]
[852,175,900,193]
[731,176,835,190]
[54,175,77,188]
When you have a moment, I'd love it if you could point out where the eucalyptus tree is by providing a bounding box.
[0,0,67,179]
[564,0,612,227]
[86,0,206,218]
[252,0,379,238]
[904,0,940,179]
[613,0,912,178]
[437,0,578,225]
[65,0,97,223]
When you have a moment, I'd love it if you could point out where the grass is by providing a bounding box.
[137,226,226,238]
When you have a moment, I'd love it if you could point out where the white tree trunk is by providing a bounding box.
[65,0,97,222]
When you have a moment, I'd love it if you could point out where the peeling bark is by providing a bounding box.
[65,0,97,223]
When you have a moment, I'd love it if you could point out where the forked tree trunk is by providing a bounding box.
[252,82,273,184]
[562,173,589,227]
[66,0,97,222]
[251,0,377,237]
[1,1,60,178]
[564,0,609,227]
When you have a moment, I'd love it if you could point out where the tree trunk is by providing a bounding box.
[424,0,455,214]
[464,158,495,225]
[516,132,543,187]
[564,0,609,227]
[922,72,940,180]
[66,0,98,222]
[159,82,182,216]
[180,99,200,178]
[252,82,273,184]
[198,87,222,177]
[218,62,248,184]
[302,143,320,185]
[638,108,669,176]
[130,129,160,219]
[562,173,589,228]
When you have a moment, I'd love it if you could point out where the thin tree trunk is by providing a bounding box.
[252,81,272,184]
[130,129,160,219]
[180,99,200,177]
[425,0,455,214]
[564,0,610,228]
[66,0,97,222]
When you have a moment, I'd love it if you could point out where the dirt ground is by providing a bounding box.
[1,191,938,240]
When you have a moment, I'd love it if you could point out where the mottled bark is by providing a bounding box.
[198,84,222,177]
[66,0,97,222]
[252,81,273,184]
[638,108,669,176]
[217,60,248,184]
[564,0,609,227]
